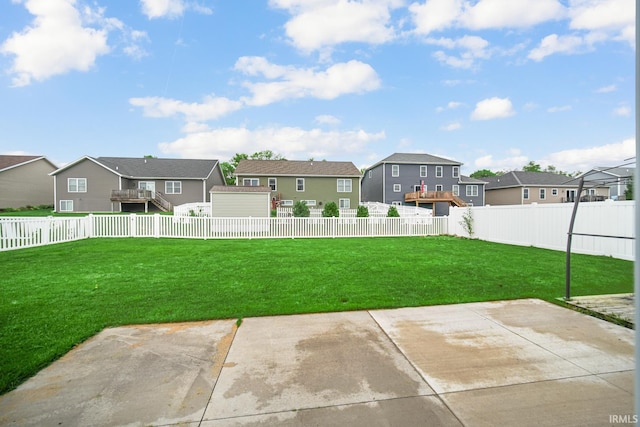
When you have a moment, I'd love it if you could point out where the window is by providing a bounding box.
[552,188,558,196]
[60,200,73,212]
[337,179,352,192]
[391,165,399,177]
[392,201,402,206]
[587,188,596,195]
[393,184,401,192]
[243,178,259,186]
[452,166,460,178]
[414,185,422,192]
[436,166,443,178]
[339,198,350,209]
[436,185,443,191]
[281,200,293,206]
[296,178,305,192]
[539,188,546,199]
[68,178,86,193]
[452,185,460,196]
[166,181,182,194]
[302,200,316,206]
[523,188,530,199]
[268,178,277,191]
[368,170,372,178]
[466,185,478,197]
[420,165,427,177]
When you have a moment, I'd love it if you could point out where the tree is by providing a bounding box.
[322,202,340,217]
[293,200,310,217]
[625,179,634,200]
[356,205,369,217]
[387,206,400,217]
[223,151,285,185]
[522,161,542,172]
[470,169,498,179]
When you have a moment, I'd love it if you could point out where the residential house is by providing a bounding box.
[578,167,634,200]
[50,156,225,213]
[483,171,608,205]
[234,159,361,210]
[360,153,485,216]
[210,185,271,217]
[0,155,57,209]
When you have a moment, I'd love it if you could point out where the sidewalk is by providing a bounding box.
[0,299,634,426]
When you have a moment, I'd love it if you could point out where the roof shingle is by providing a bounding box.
[234,159,361,177]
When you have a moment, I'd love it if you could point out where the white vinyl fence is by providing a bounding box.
[448,201,635,261]
[0,214,447,251]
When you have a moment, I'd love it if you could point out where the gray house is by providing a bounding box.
[578,167,634,200]
[361,153,485,215]
[51,156,225,213]
[0,155,57,209]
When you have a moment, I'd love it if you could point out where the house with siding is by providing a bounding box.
[0,155,57,209]
[50,156,225,213]
[234,159,362,210]
[483,171,608,205]
[577,167,634,200]
[361,153,486,216]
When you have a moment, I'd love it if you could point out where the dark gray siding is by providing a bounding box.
[360,164,384,202]
[384,163,461,204]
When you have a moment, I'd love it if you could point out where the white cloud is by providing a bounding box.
[460,0,566,30]
[569,0,634,45]
[544,137,635,172]
[139,0,212,19]
[547,105,572,113]
[270,0,401,52]
[235,57,381,106]
[527,33,588,61]
[474,151,529,171]
[441,122,462,131]
[427,35,490,68]
[157,126,386,160]
[129,94,243,122]
[315,114,341,125]
[436,101,463,112]
[612,105,631,117]
[409,0,463,35]
[595,84,616,93]
[471,97,515,120]
[1,0,110,87]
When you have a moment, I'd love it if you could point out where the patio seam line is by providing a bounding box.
[366,309,467,427]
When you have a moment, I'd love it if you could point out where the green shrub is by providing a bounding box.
[322,202,340,217]
[387,206,400,217]
[356,205,369,217]
[270,209,277,217]
[293,200,310,217]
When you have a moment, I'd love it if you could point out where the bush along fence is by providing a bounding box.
[0,214,448,251]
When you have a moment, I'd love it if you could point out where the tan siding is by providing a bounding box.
[211,192,270,217]
[0,159,55,209]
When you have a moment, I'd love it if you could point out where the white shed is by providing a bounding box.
[209,185,271,217]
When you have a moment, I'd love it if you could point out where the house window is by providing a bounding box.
[414,185,422,192]
[60,200,73,212]
[552,188,558,196]
[436,166,443,178]
[452,166,460,178]
[391,165,399,177]
[540,188,546,200]
[243,178,259,186]
[337,179,352,192]
[466,185,478,197]
[436,185,443,192]
[368,170,372,178]
[420,165,427,177]
[452,185,460,196]
[165,181,182,194]
[339,198,350,209]
[587,188,596,195]
[303,200,316,206]
[281,200,293,206]
[268,178,277,191]
[68,178,87,193]
[296,178,305,192]
[393,184,401,192]
[523,188,530,199]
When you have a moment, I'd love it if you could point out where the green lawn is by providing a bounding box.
[0,236,633,394]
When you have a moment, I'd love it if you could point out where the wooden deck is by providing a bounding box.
[110,190,172,212]
[404,191,467,207]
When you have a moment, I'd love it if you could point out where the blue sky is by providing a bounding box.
[0,0,635,175]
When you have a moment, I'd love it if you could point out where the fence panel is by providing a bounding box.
[449,201,634,260]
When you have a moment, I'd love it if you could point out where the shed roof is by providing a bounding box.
[235,159,361,177]
[210,185,271,193]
